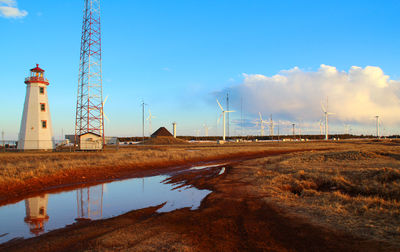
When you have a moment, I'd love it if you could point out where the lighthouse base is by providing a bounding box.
[18,140,54,151]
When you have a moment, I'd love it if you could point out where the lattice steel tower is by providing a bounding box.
[75,0,104,149]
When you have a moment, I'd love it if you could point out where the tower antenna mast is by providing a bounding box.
[75,0,104,149]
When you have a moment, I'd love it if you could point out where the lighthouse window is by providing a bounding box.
[39,207,45,215]
[40,103,46,111]
[41,120,47,129]
[40,87,45,94]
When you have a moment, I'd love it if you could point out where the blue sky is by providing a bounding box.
[1,0,400,139]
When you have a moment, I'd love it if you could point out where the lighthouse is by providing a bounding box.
[18,64,54,150]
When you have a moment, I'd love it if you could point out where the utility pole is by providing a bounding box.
[226,93,229,138]
[375,116,380,138]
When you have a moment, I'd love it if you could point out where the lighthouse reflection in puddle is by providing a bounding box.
[23,184,105,235]
[24,194,49,235]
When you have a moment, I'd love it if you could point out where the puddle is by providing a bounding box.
[0,170,212,244]
[190,163,226,171]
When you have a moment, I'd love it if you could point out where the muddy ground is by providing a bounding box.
[1,141,399,251]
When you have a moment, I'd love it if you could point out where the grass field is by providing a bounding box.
[0,141,330,202]
[250,141,400,245]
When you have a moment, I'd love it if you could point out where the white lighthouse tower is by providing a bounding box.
[18,64,54,150]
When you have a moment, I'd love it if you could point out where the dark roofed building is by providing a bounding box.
[151,127,173,138]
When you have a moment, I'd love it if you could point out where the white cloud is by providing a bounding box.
[220,65,400,125]
[0,0,27,18]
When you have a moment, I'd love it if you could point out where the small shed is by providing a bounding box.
[79,132,103,150]
[151,127,173,138]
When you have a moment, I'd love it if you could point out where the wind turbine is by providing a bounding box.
[217,99,235,141]
[321,98,335,140]
[258,112,268,136]
[203,124,212,137]
[146,109,156,135]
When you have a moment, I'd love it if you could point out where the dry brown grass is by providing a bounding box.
[0,141,330,188]
[250,141,400,246]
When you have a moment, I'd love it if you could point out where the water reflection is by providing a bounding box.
[76,185,104,221]
[24,194,49,235]
[0,171,213,244]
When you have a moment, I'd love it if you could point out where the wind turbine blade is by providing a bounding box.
[216,99,224,111]
[259,112,263,121]
[103,95,109,105]
[102,108,109,122]
[225,110,235,113]
[217,113,223,124]
[327,112,335,115]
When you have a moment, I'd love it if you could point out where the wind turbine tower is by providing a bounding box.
[292,123,295,137]
[172,122,177,138]
[75,0,104,150]
[268,114,274,136]
[203,124,211,137]
[375,116,380,138]
[217,99,234,141]
[321,98,334,140]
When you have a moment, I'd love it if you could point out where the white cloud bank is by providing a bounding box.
[224,65,400,125]
[0,0,27,18]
